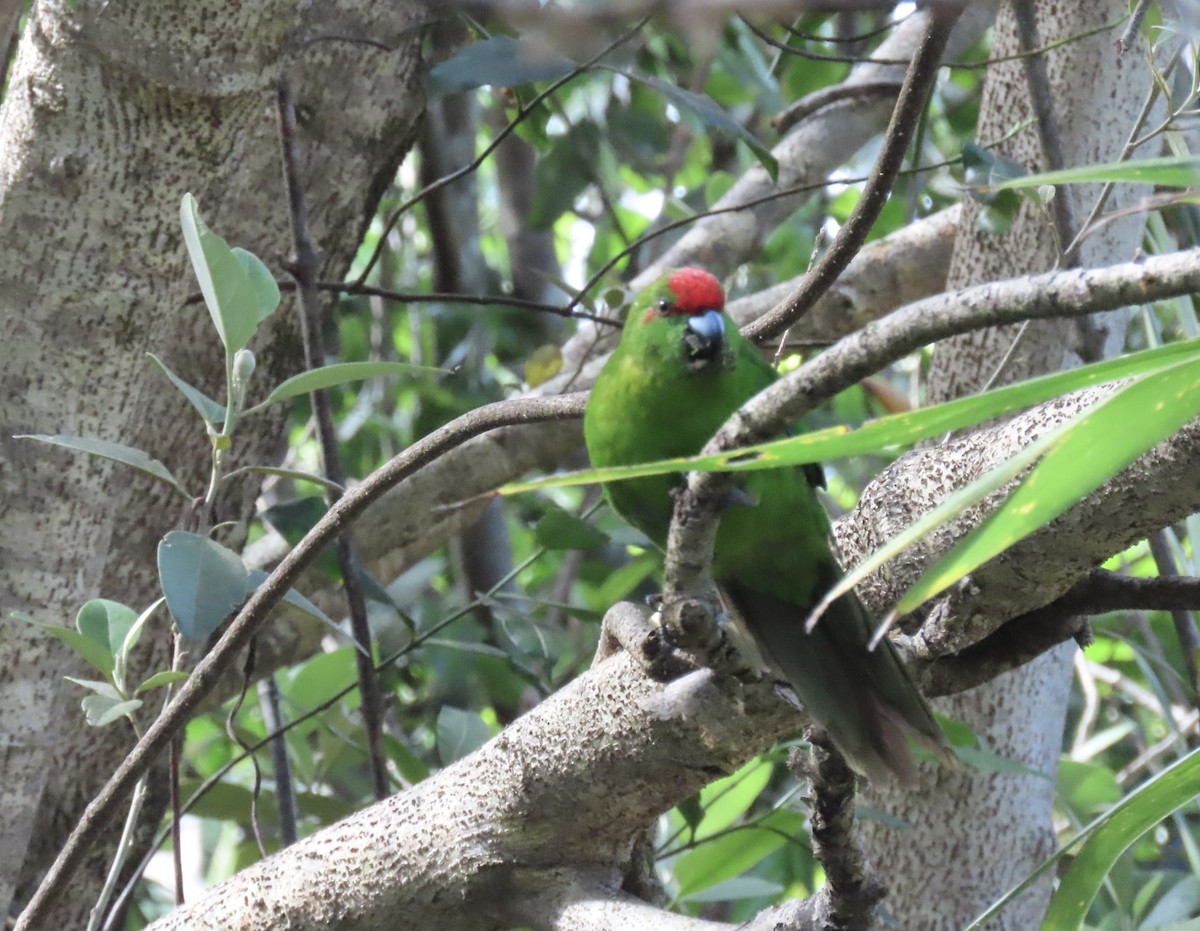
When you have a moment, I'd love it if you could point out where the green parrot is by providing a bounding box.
[583,267,948,783]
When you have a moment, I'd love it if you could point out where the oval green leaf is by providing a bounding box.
[15,434,186,496]
[76,599,137,665]
[157,530,248,640]
[147,353,227,424]
[427,35,575,97]
[180,193,268,354]
[256,360,443,410]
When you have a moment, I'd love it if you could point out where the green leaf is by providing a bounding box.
[64,676,124,699]
[427,36,575,97]
[622,71,779,181]
[147,353,227,424]
[72,599,135,671]
[15,434,186,496]
[534,507,608,551]
[895,354,1200,615]
[436,706,492,765]
[253,360,443,410]
[525,344,564,388]
[503,337,1200,497]
[1040,746,1200,931]
[963,745,1200,930]
[157,530,248,640]
[81,694,143,727]
[683,875,784,903]
[673,809,801,898]
[180,193,276,354]
[692,757,773,840]
[135,669,190,694]
[955,745,1049,778]
[224,465,344,494]
[528,122,603,229]
[75,599,137,670]
[243,568,362,654]
[31,622,116,678]
[232,247,281,325]
[991,154,1200,192]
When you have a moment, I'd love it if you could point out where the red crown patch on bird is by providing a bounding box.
[666,267,725,316]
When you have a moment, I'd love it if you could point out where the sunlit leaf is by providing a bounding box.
[1040,746,1200,931]
[895,355,1200,615]
[501,337,1200,498]
[673,809,801,898]
[990,154,1200,192]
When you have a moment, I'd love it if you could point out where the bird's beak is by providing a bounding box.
[684,309,725,369]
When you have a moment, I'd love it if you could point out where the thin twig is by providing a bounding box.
[258,675,299,846]
[350,20,648,289]
[277,79,390,801]
[789,734,884,930]
[1115,0,1152,56]
[14,392,587,931]
[1012,0,1077,261]
[745,4,964,342]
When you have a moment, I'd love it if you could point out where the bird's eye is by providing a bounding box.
[657,299,673,313]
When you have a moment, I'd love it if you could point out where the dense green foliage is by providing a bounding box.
[33,9,1200,929]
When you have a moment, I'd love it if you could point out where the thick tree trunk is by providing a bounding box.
[854,1,1154,927]
[0,1,428,921]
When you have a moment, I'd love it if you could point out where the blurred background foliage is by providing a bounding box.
[120,6,1200,929]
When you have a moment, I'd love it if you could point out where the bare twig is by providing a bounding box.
[745,3,964,342]
[14,391,587,931]
[277,79,390,801]
[1115,0,1152,56]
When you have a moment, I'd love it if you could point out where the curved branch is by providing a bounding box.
[744,3,963,341]
[15,393,588,931]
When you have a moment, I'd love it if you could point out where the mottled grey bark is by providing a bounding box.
[855,1,1155,927]
[0,0,428,921]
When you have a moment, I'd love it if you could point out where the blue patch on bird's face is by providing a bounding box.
[683,309,725,370]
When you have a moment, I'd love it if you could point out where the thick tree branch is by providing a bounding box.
[662,247,1200,660]
[139,603,801,931]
